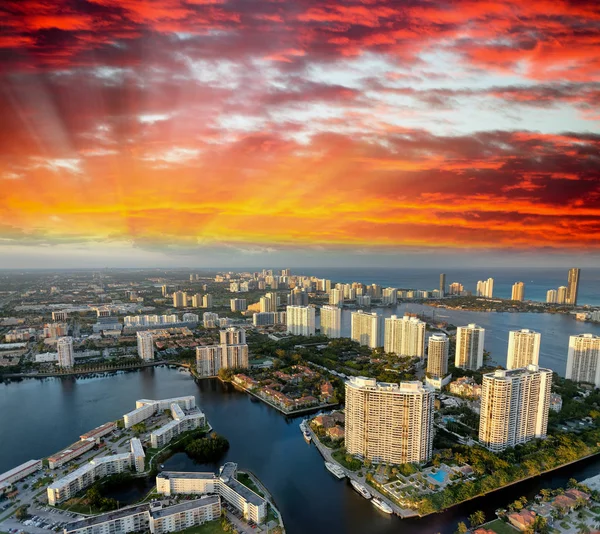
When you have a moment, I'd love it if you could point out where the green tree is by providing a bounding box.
[455,522,468,534]
[469,510,485,527]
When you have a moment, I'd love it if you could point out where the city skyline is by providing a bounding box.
[1,1,599,268]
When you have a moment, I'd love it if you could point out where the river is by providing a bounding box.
[2,365,600,534]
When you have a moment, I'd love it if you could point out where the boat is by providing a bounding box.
[299,420,307,432]
[350,480,371,499]
[372,498,393,514]
[303,430,312,443]
[324,462,346,479]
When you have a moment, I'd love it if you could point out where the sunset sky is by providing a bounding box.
[1,0,599,268]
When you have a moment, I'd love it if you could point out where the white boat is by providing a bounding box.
[303,430,312,443]
[372,498,393,514]
[325,462,346,479]
[299,420,307,432]
[350,480,371,499]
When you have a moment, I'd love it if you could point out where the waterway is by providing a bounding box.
[2,366,600,534]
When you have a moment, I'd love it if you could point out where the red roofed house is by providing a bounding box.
[327,426,344,440]
[507,509,536,531]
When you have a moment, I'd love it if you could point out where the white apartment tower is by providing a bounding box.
[351,311,381,348]
[506,329,541,369]
[219,327,246,345]
[382,288,398,305]
[455,324,485,370]
[57,337,74,368]
[476,278,494,298]
[566,334,600,387]
[383,315,426,357]
[426,334,449,379]
[196,328,249,377]
[546,289,557,304]
[328,288,344,307]
[511,282,525,302]
[479,365,552,452]
[286,306,316,336]
[136,331,155,361]
[345,377,434,464]
[557,286,568,305]
[320,306,342,339]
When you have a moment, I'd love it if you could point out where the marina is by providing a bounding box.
[350,480,371,500]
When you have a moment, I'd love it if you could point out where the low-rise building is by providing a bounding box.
[123,396,197,428]
[80,422,116,444]
[48,439,95,470]
[48,453,133,505]
[550,392,563,412]
[0,460,42,492]
[156,463,267,524]
[448,377,482,398]
[130,438,145,472]
[62,496,221,534]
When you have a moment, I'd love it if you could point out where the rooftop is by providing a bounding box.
[150,496,220,519]
[158,471,215,480]
[64,504,149,532]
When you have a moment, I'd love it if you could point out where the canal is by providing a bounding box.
[2,366,600,534]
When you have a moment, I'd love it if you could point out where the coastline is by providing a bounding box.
[228,379,339,416]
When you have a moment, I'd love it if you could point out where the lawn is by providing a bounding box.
[331,450,361,471]
[484,519,519,534]
[237,473,263,498]
[175,520,227,534]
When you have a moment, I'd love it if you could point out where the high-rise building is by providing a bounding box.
[506,329,541,369]
[439,273,446,297]
[565,334,600,387]
[230,299,247,312]
[476,278,494,298]
[546,289,557,304]
[449,282,464,295]
[511,282,525,302]
[382,288,398,305]
[57,337,74,368]
[260,292,278,313]
[203,312,219,328]
[192,293,203,307]
[137,331,154,361]
[288,287,309,306]
[345,377,434,464]
[351,311,381,348]
[455,324,485,370]
[161,285,168,297]
[383,315,425,357]
[52,311,68,322]
[426,334,449,379]
[567,268,581,306]
[557,286,568,305]
[219,327,246,345]
[202,294,213,308]
[44,322,68,340]
[196,328,249,377]
[320,306,342,339]
[286,306,316,336]
[173,291,186,308]
[328,288,344,307]
[281,269,290,277]
[479,365,552,452]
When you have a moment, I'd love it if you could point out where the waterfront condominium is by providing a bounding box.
[345,377,434,464]
[57,336,74,368]
[328,288,344,307]
[351,310,381,348]
[439,273,446,296]
[506,329,541,370]
[202,294,213,308]
[286,305,316,336]
[546,289,557,304]
[476,278,494,298]
[479,365,552,452]
[383,315,426,358]
[196,327,249,377]
[382,287,398,305]
[557,286,568,305]
[565,334,600,388]
[320,305,342,339]
[137,331,154,361]
[511,281,525,302]
[567,268,581,306]
[455,324,485,370]
[259,292,278,313]
[426,334,450,381]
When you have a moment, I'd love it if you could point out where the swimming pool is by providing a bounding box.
[428,470,448,484]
